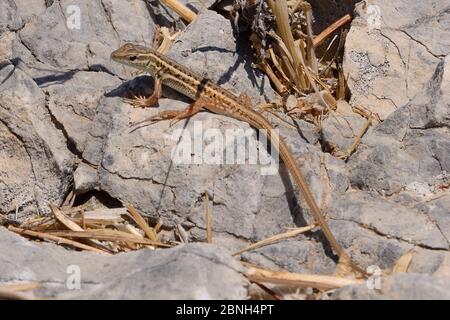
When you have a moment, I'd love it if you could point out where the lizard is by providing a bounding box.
[111,43,356,272]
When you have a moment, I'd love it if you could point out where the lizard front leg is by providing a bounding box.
[124,76,162,108]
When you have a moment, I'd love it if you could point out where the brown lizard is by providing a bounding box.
[111,43,356,272]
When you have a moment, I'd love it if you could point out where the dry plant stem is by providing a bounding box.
[393,249,415,273]
[160,0,197,23]
[0,282,41,292]
[245,265,364,290]
[260,61,286,93]
[301,2,318,74]
[268,0,332,109]
[47,230,171,247]
[337,65,346,100]
[81,210,86,229]
[268,31,300,89]
[157,27,181,54]
[251,281,283,300]
[205,193,212,243]
[343,117,371,160]
[268,48,291,83]
[233,224,316,256]
[267,0,306,90]
[154,219,163,233]
[127,204,158,241]
[0,289,34,300]
[8,226,112,255]
[50,204,113,253]
[50,204,84,231]
[313,14,352,47]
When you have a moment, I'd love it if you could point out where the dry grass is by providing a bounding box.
[7,204,173,254]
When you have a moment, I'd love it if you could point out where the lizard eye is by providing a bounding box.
[129,56,137,61]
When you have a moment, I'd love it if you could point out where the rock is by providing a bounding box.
[14,0,47,21]
[0,65,74,217]
[0,226,248,299]
[327,190,450,270]
[242,240,337,275]
[43,71,122,153]
[408,249,450,278]
[4,0,450,299]
[349,56,450,196]
[327,57,450,271]
[15,0,155,77]
[344,0,449,119]
[0,0,158,217]
[321,101,368,156]
[330,192,448,250]
[0,0,24,32]
[332,273,450,300]
[167,10,276,104]
[72,10,353,274]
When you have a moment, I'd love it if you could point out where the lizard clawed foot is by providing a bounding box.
[123,95,158,108]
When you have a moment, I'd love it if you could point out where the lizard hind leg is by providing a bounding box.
[130,96,211,130]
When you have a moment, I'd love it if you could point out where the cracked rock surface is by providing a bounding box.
[0,226,248,299]
[344,0,450,120]
[1,0,450,299]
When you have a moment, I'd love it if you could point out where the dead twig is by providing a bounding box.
[313,14,352,47]
[233,224,316,256]
[8,226,112,255]
[245,265,364,290]
[160,0,197,23]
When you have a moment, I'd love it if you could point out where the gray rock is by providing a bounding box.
[0,65,74,217]
[0,0,159,217]
[0,0,24,32]
[44,71,122,153]
[416,195,450,245]
[15,0,154,77]
[408,249,450,277]
[349,56,450,195]
[167,10,276,104]
[329,218,413,270]
[242,240,337,275]
[332,273,450,300]
[0,226,248,299]
[330,192,448,250]
[321,103,368,156]
[344,0,449,119]
[14,0,47,22]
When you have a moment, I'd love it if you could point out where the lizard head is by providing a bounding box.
[111,43,160,76]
